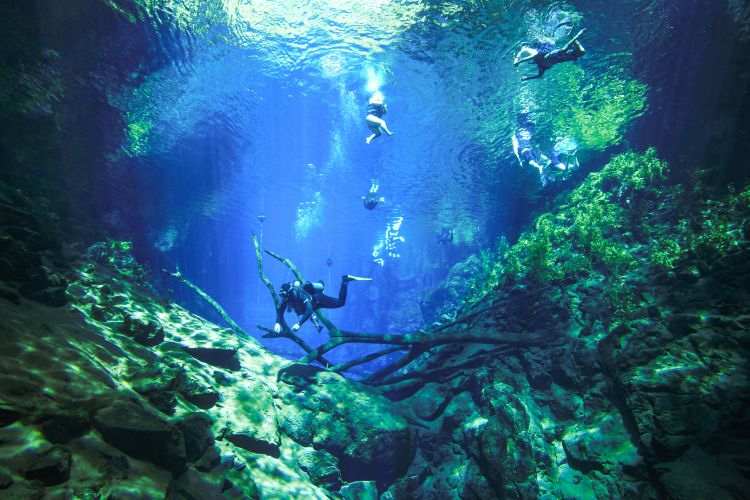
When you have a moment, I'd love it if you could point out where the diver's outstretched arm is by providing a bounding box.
[563,28,586,50]
[294,299,314,330]
[521,69,544,81]
[514,46,538,66]
[514,53,537,66]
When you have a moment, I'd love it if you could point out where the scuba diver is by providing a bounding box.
[362,179,385,210]
[437,228,454,244]
[514,28,586,80]
[273,275,372,334]
[365,91,394,144]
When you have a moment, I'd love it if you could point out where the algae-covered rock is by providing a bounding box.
[176,412,214,463]
[277,363,416,488]
[183,347,240,371]
[165,466,225,500]
[119,314,164,346]
[0,467,11,489]
[93,397,186,474]
[296,448,342,491]
[0,403,21,428]
[220,379,281,458]
[22,444,72,486]
[340,480,378,499]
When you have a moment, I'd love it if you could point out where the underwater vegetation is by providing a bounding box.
[450,148,749,321]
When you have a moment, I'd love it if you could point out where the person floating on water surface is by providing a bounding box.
[549,138,580,175]
[365,91,394,144]
[273,275,372,334]
[512,112,579,186]
[362,179,385,210]
[512,112,549,179]
[514,28,586,80]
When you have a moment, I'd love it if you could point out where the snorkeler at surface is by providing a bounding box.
[549,139,580,174]
[512,113,550,177]
[273,275,372,334]
[514,28,586,80]
[365,92,394,144]
[512,112,580,186]
[363,179,385,210]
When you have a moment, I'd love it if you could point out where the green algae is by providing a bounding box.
[463,149,667,304]
[546,64,648,152]
[85,240,150,283]
[453,147,750,323]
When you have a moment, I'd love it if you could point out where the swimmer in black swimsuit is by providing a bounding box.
[365,92,394,144]
[514,29,586,81]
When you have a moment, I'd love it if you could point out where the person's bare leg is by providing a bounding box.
[366,117,383,144]
[366,130,381,144]
[380,120,394,136]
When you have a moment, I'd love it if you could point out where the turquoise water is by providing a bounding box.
[3,0,747,362]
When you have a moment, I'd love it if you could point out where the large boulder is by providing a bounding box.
[21,445,72,486]
[176,412,215,463]
[92,397,186,475]
[221,379,281,458]
[277,364,416,489]
[296,448,342,491]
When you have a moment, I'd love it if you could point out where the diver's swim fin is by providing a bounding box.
[343,275,373,282]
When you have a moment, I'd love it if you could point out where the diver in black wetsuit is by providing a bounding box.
[273,275,372,333]
[437,227,453,244]
[365,92,394,144]
[514,29,586,80]
[362,179,385,210]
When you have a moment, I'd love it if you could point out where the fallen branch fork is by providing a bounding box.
[253,236,555,383]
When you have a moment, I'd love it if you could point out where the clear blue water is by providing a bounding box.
[31,0,744,365]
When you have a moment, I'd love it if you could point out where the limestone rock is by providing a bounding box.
[22,445,72,486]
[176,412,215,463]
[296,448,342,491]
[277,364,416,488]
[120,314,164,346]
[0,403,21,428]
[0,282,19,304]
[34,405,91,443]
[166,467,224,500]
[408,383,454,421]
[221,380,280,458]
[93,397,186,474]
[183,347,240,371]
[0,467,11,489]
[340,480,378,499]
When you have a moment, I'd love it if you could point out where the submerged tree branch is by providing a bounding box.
[329,346,405,373]
[254,242,557,387]
[162,268,251,340]
[252,234,333,367]
[264,248,338,335]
